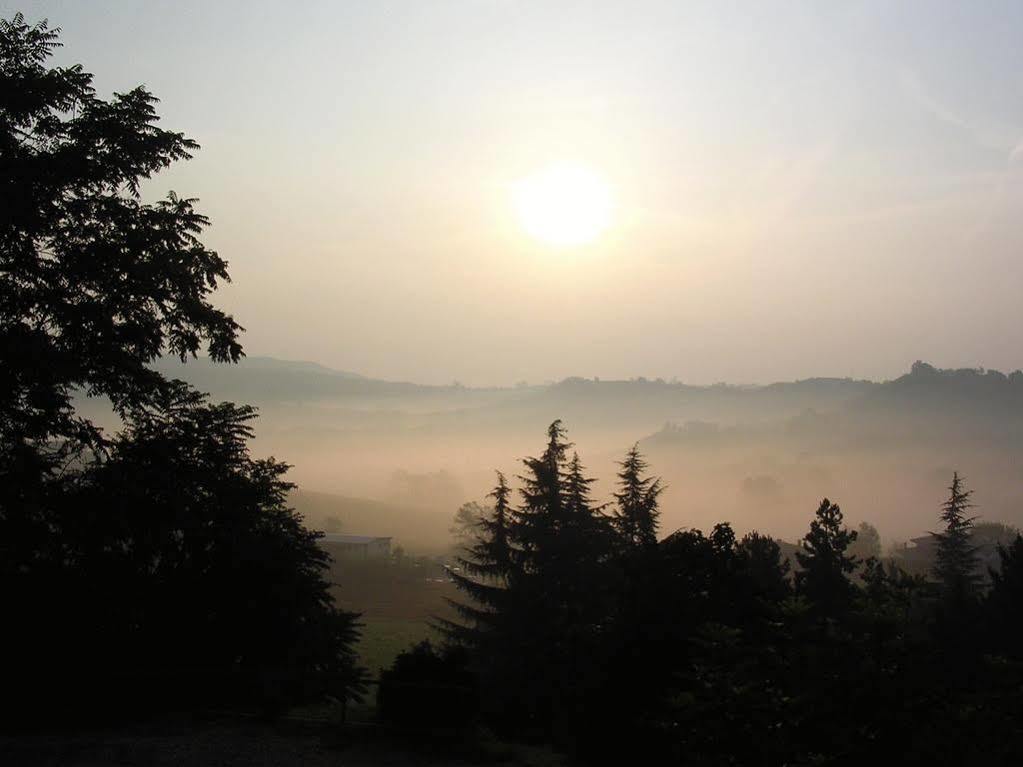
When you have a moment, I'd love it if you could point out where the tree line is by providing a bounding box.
[417,421,1023,764]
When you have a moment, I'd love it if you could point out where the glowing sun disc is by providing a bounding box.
[512,164,613,246]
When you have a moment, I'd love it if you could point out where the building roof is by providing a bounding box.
[321,534,392,545]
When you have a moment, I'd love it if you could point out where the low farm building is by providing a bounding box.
[320,533,392,559]
[897,530,1008,578]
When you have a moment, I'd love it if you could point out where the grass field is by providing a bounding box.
[356,617,438,676]
[328,555,460,678]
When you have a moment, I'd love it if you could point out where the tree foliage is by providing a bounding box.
[611,443,663,549]
[441,474,515,647]
[449,501,485,547]
[794,498,858,615]
[849,520,882,560]
[0,15,362,721]
[1,13,241,454]
[432,435,1023,763]
[931,472,981,602]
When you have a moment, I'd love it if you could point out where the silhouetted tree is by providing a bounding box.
[931,472,981,603]
[445,424,616,742]
[987,534,1023,648]
[377,641,477,738]
[562,451,613,562]
[449,501,485,548]
[469,472,515,581]
[973,532,1023,767]
[8,383,367,717]
[0,14,240,454]
[436,432,1023,763]
[795,498,859,615]
[849,521,882,561]
[508,424,613,739]
[611,443,663,548]
[736,531,792,606]
[0,15,362,721]
[513,419,571,565]
[442,473,515,645]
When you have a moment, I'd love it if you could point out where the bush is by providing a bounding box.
[377,641,478,738]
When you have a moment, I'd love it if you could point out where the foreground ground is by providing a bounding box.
[0,718,562,767]
[0,559,520,766]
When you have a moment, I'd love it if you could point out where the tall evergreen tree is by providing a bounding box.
[513,419,571,567]
[931,472,981,602]
[515,430,610,739]
[612,443,663,548]
[563,451,612,552]
[448,422,614,739]
[795,498,859,615]
[564,452,596,520]
[442,472,516,644]
[557,450,614,612]
[474,471,515,581]
[513,427,610,601]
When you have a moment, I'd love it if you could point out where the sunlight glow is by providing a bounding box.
[512,164,613,247]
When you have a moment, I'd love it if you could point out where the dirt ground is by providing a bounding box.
[0,717,561,767]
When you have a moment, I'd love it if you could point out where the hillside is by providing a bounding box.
[152,358,1023,544]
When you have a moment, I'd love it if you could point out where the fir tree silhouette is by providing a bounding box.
[612,443,663,549]
[930,472,981,603]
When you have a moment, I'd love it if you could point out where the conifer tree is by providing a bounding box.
[795,498,859,615]
[557,451,614,611]
[931,472,981,602]
[473,471,515,581]
[442,472,516,644]
[517,429,611,736]
[452,422,613,737]
[513,419,571,567]
[442,423,579,663]
[612,443,663,548]
[564,452,596,521]
[513,426,611,592]
[563,451,612,549]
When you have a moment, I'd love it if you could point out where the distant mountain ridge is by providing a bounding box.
[155,356,1023,420]
[144,357,1023,543]
[154,354,364,379]
[151,355,429,403]
[859,361,1023,410]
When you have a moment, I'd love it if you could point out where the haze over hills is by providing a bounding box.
[11,4,1023,757]
[158,355,1023,412]
[142,356,1023,549]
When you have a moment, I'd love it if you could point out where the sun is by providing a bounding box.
[512,164,613,247]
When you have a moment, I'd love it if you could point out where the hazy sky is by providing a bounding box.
[11,1,1023,385]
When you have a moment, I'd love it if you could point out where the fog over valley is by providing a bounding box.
[8,5,1023,761]
[134,356,1023,549]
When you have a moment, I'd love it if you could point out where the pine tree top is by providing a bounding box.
[931,472,982,599]
[612,443,663,548]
